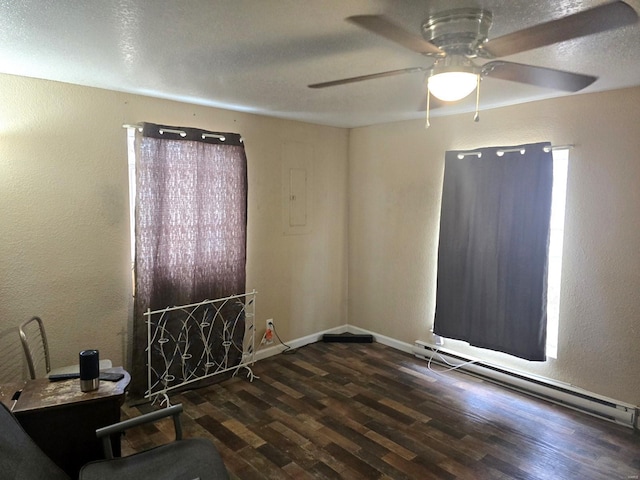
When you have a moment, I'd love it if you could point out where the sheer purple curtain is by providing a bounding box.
[434,142,553,361]
[130,123,247,397]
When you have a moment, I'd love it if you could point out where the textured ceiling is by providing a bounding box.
[1,0,639,128]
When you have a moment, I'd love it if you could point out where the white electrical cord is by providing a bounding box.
[427,348,477,374]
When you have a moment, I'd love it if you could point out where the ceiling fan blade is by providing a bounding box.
[308,67,427,88]
[482,1,638,58]
[482,61,597,92]
[347,15,444,56]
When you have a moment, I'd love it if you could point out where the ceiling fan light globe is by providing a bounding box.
[428,71,478,102]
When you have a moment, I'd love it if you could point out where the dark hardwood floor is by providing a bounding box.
[121,342,640,479]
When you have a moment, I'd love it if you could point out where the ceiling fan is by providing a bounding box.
[309,1,638,119]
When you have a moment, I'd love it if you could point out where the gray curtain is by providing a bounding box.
[130,123,247,398]
[433,142,553,361]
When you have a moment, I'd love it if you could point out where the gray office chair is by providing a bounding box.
[19,316,112,379]
[0,398,69,479]
[0,401,229,480]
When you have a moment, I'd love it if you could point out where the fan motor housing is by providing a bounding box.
[422,8,493,56]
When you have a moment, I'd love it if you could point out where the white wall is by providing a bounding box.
[349,87,640,405]
[0,73,349,382]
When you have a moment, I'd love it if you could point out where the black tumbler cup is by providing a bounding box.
[79,349,100,392]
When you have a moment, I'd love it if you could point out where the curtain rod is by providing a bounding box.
[455,144,573,159]
[122,123,235,142]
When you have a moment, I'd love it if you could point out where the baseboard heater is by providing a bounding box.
[413,340,638,430]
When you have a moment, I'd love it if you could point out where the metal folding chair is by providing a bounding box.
[19,316,112,379]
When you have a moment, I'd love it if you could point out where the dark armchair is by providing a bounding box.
[0,401,229,479]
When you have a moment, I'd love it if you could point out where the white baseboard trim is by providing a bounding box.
[253,323,414,361]
[253,324,347,362]
[345,325,414,354]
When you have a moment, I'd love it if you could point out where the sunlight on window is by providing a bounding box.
[127,127,136,267]
[546,148,569,359]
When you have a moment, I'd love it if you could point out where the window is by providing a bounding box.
[545,147,569,358]
[434,142,561,361]
[127,127,136,272]
[126,123,248,397]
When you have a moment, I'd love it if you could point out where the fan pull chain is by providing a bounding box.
[425,90,431,129]
[473,75,481,122]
